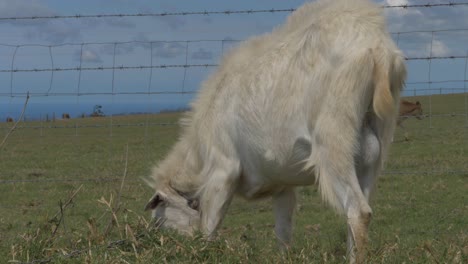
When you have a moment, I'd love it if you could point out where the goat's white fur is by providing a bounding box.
[146,0,406,262]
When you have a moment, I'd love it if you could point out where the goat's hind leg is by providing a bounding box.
[272,187,296,250]
[340,170,373,264]
[320,162,372,263]
[356,126,381,201]
[344,125,381,262]
[309,131,372,263]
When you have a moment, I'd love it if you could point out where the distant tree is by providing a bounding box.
[91,105,105,117]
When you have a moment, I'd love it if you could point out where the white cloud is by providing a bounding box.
[381,0,466,60]
[430,39,451,57]
[398,35,453,58]
[75,49,103,63]
[382,0,424,32]
[383,0,468,32]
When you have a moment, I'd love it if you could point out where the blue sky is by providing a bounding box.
[0,0,467,119]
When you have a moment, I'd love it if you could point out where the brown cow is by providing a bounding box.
[62,113,70,119]
[6,117,13,123]
[397,100,424,141]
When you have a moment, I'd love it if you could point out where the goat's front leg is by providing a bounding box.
[199,156,241,238]
[273,187,296,249]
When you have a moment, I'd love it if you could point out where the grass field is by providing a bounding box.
[0,94,467,263]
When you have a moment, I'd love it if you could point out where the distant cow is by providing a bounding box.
[62,113,70,119]
[145,0,406,263]
[6,117,13,123]
[397,100,423,141]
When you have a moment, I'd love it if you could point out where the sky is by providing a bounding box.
[0,0,467,119]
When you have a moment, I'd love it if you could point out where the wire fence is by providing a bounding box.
[0,33,467,98]
[0,2,467,22]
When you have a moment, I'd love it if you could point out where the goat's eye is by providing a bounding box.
[188,199,199,210]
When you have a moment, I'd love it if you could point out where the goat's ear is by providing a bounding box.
[144,193,165,211]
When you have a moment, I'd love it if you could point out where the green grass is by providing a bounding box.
[0,94,467,263]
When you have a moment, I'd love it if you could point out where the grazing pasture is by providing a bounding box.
[0,94,466,263]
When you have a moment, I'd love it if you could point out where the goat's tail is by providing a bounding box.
[372,47,407,164]
[372,48,406,120]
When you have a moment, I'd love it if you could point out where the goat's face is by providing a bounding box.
[145,190,200,235]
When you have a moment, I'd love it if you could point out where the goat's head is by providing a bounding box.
[145,188,200,235]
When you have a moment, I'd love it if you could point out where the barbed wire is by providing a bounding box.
[0,91,196,98]
[0,2,467,22]
[0,39,242,49]
[405,55,468,61]
[388,1,468,9]
[0,57,466,74]
[392,28,468,35]
[0,64,217,73]
[406,80,468,85]
[0,27,466,48]
[0,87,465,98]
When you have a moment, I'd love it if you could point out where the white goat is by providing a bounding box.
[145,0,406,262]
